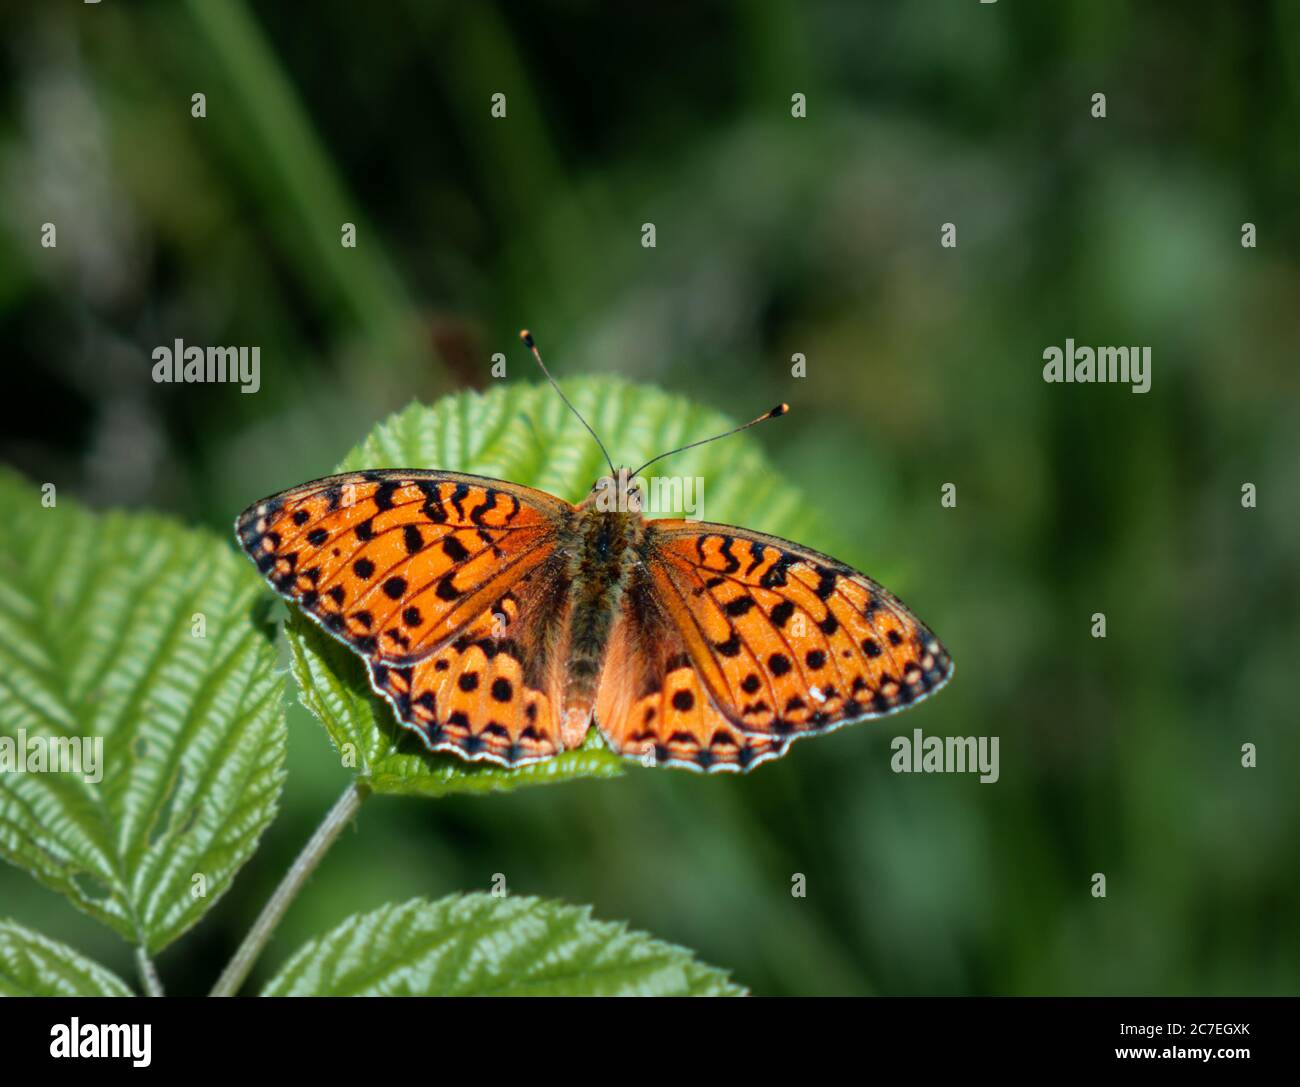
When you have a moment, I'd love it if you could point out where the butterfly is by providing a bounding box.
[235,332,953,774]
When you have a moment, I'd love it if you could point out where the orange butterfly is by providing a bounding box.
[236,332,952,773]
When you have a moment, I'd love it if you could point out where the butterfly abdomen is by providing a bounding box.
[559,509,642,741]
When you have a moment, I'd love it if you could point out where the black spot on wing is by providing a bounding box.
[421,485,449,524]
[714,633,742,658]
[470,489,500,525]
[813,565,838,600]
[761,553,795,589]
[717,536,740,573]
[770,600,795,628]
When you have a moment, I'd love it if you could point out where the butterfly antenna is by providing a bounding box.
[631,403,789,479]
[520,329,616,477]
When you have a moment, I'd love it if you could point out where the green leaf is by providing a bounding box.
[286,377,819,797]
[261,892,746,996]
[0,919,134,996]
[0,469,286,953]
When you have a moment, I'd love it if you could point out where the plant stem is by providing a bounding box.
[210,781,367,997]
[135,946,164,997]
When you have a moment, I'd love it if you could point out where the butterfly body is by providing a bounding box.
[559,499,643,746]
[237,466,952,774]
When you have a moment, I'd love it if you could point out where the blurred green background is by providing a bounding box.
[2,0,1297,995]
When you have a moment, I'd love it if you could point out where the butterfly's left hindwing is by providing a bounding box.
[367,549,575,766]
[235,470,569,666]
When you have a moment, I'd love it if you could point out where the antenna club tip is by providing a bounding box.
[519,329,535,347]
[771,403,789,418]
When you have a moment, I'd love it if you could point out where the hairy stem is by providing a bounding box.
[211,781,367,997]
[136,946,164,997]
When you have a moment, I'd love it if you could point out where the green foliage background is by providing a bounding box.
[1,1,1297,995]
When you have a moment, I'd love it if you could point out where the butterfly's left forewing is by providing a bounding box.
[236,470,570,665]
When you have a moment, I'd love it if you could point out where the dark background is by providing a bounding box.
[1,0,1296,995]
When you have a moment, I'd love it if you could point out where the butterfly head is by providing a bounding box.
[579,467,645,513]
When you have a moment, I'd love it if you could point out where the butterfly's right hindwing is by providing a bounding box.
[594,564,792,773]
